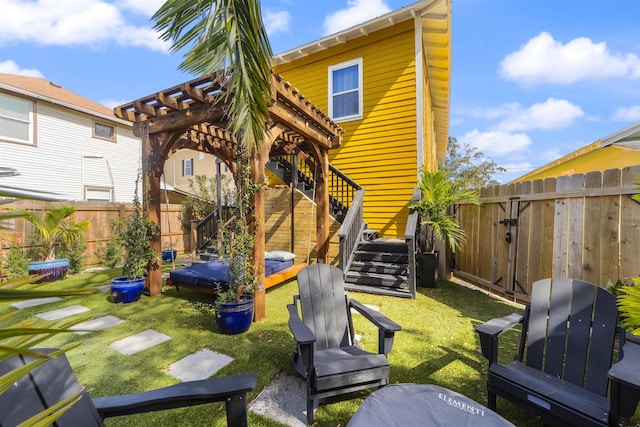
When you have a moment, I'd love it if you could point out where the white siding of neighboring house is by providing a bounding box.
[1,100,140,203]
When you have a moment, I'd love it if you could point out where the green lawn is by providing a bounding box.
[2,268,637,426]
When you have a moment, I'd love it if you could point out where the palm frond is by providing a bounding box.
[153,0,273,147]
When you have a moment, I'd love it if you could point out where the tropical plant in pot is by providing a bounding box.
[409,169,481,287]
[111,194,160,303]
[213,148,259,335]
[22,205,90,282]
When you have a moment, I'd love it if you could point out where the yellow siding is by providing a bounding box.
[275,20,420,237]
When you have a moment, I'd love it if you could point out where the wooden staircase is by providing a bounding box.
[344,237,414,298]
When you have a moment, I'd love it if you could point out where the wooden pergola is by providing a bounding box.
[114,72,343,320]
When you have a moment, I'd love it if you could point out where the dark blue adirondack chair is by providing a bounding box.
[287,263,402,425]
[476,278,640,426]
[0,349,257,426]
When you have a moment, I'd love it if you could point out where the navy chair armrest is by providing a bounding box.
[287,303,315,345]
[349,299,402,334]
[475,312,523,363]
[93,372,257,420]
[609,340,640,389]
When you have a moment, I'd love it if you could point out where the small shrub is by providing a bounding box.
[59,234,88,274]
[2,244,30,279]
[96,221,123,269]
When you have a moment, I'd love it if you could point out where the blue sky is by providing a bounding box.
[1,0,639,182]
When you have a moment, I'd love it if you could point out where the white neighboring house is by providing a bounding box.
[0,73,140,203]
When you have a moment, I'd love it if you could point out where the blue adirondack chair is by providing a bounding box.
[0,349,257,426]
[287,263,402,425]
[476,278,640,426]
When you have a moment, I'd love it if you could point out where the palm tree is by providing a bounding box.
[152,0,274,304]
[23,205,90,261]
[409,169,482,252]
[152,0,273,148]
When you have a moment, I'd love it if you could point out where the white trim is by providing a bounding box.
[414,14,424,173]
[328,58,363,122]
[273,0,438,65]
[0,82,132,127]
[0,91,34,145]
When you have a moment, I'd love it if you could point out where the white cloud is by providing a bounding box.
[323,0,392,35]
[500,32,640,85]
[116,0,165,17]
[0,0,168,52]
[497,98,584,131]
[264,10,291,35]
[459,129,532,156]
[0,60,44,78]
[612,105,640,122]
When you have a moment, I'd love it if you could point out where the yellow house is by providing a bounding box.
[272,0,451,238]
[514,122,640,182]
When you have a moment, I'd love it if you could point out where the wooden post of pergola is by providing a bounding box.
[114,73,343,320]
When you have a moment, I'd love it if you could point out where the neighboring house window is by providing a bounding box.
[328,58,363,122]
[93,122,116,142]
[0,92,34,145]
[85,187,113,201]
[182,158,194,176]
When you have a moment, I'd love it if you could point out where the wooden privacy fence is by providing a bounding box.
[0,201,188,268]
[454,166,640,302]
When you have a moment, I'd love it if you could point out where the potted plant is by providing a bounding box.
[161,242,177,262]
[409,169,481,287]
[111,195,160,303]
[22,205,90,282]
[213,149,258,335]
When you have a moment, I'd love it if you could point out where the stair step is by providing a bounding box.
[354,251,408,264]
[357,240,407,253]
[344,282,413,298]
[350,261,407,275]
[345,271,407,288]
[199,253,218,261]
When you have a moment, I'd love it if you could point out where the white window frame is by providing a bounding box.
[93,121,116,142]
[0,92,34,145]
[182,158,194,176]
[328,58,363,122]
[85,187,113,202]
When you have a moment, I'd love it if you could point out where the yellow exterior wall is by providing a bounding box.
[515,145,640,182]
[274,20,421,237]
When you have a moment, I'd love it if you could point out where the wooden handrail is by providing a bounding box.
[338,189,365,274]
[403,188,421,299]
[195,206,233,252]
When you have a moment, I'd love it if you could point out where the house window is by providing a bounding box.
[93,122,116,142]
[182,158,194,176]
[328,58,363,122]
[85,187,113,201]
[0,92,34,145]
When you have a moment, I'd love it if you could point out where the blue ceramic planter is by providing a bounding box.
[111,277,146,303]
[28,259,69,283]
[216,295,254,335]
[162,249,177,261]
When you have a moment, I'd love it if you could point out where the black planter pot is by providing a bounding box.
[417,251,438,288]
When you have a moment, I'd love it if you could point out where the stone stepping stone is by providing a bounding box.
[94,284,112,292]
[36,305,90,321]
[70,315,125,335]
[109,330,171,355]
[249,374,314,427]
[12,297,62,309]
[164,349,233,381]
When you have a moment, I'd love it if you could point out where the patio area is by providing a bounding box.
[1,265,577,426]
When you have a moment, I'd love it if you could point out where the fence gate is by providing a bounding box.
[454,166,640,303]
